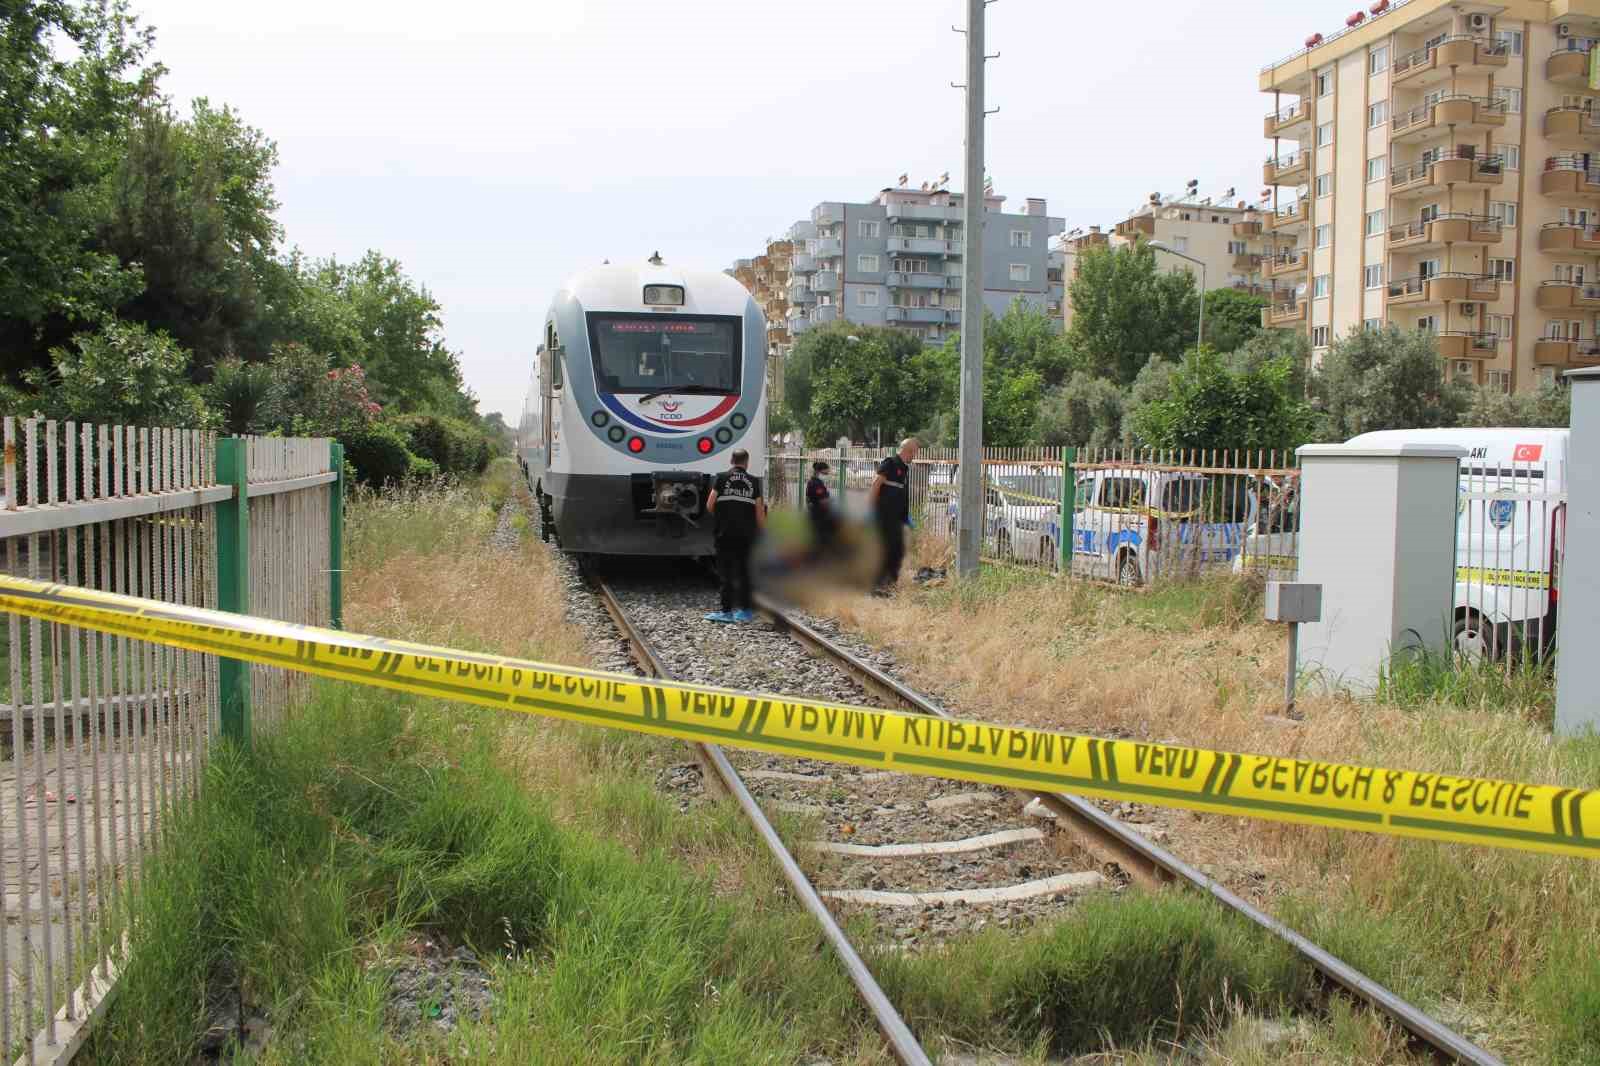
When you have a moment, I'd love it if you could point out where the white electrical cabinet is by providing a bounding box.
[1556,369,1600,736]
[1295,443,1465,695]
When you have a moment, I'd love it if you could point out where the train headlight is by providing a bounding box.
[696,437,714,454]
[730,413,748,430]
[590,410,609,428]
[628,436,646,453]
[714,427,733,444]
[607,425,626,443]
[643,285,685,306]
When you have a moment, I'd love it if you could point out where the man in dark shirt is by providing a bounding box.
[867,438,919,592]
[805,460,836,553]
[705,448,765,623]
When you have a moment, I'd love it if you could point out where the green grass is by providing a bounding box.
[1377,647,1555,725]
[80,685,881,1065]
[877,890,1315,1056]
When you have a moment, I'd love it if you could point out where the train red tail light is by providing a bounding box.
[627,436,645,453]
[696,437,714,454]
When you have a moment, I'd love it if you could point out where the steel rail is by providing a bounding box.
[592,580,931,1066]
[760,597,1503,1066]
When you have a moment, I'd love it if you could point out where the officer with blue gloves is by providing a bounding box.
[705,448,766,623]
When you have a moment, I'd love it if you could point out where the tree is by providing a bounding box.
[1311,326,1471,439]
[7,321,210,426]
[1461,383,1571,427]
[804,325,937,445]
[1065,243,1200,385]
[97,98,284,362]
[1202,288,1269,354]
[923,300,1070,445]
[285,252,470,415]
[1036,371,1126,449]
[1127,346,1314,452]
[0,0,156,377]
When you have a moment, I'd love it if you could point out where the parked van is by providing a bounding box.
[1236,428,1568,659]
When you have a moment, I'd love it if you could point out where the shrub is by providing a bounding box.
[394,412,493,476]
[340,420,416,486]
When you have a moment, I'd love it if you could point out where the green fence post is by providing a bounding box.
[328,442,345,630]
[1059,446,1076,573]
[214,436,251,746]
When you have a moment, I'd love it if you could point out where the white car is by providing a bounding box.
[936,470,1066,569]
[1072,468,1258,585]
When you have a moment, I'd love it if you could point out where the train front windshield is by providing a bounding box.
[588,314,741,395]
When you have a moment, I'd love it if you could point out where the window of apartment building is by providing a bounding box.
[1487,369,1512,394]
[1488,257,1516,282]
[1228,240,1248,255]
[1009,229,1032,248]
[1317,71,1333,96]
[1316,174,1332,198]
[1417,315,1438,333]
[1368,100,1388,128]
[1009,263,1031,282]
[1536,366,1557,388]
[1494,29,1523,56]
[1173,236,1189,253]
[1315,224,1331,248]
[1364,317,1382,332]
[1365,264,1384,288]
[1317,121,1334,146]
[1493,87,1522,113]
[1496,144,1520,171]
[1486,313,1513,341]
[1419,258,1440,278]
[1490,201,1518,227]
[1365,209,1385,236]
[1312,325,1330,347]
[857,289,880,307]
[1369,46,1389,74]
[857,254,880,273]
[1547,318,1583,340]
[857,220,880,238]
[1313,274,1330,298]
[1367,155,1387,182]
[893,257,930,274]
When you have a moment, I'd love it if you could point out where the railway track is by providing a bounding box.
[583,563,1501,1065]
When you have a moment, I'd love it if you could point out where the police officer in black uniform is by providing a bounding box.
[868,438,919,591]
[705,448,765,623]
[805,460,836,554]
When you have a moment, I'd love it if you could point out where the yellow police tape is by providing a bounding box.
[0,573,1593,860]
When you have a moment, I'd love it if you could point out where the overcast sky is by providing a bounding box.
[138,0,1344,421]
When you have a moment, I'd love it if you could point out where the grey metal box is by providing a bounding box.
[1264,582,1322,624]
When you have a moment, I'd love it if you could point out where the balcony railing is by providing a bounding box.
[1540,221,1600,253]
[886,271,949,289]
[1391,94,1507,137]
[1391,151,1504,192]
[1388,213,1503,246]
[1387,272,1500,303]
[1393,35,1508,81]
[1536,279,1600,309]
[1544,104,1600,139]
[1436,330,1501,358]
[1548,39,1600,84]
[887,236,964,255]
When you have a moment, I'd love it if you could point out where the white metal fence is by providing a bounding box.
[0,416,337,1064]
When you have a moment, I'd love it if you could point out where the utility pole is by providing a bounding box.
[955,0,988,578]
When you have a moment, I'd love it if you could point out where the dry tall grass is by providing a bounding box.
[807,566,1599,1061]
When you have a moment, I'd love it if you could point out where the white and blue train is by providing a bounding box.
[518,256,767,556]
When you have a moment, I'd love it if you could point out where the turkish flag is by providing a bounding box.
[1513,444,1543,462]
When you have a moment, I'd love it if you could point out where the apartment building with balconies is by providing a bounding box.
[1260,0,1600,392]
[727,236,796,405]
[780,185,1065,347]
[1055,194,1273,332]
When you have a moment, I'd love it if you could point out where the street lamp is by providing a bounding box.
[1148,241,1207,352]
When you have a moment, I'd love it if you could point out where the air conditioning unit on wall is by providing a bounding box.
[1468,13,1489,30]
[1455,360,1475,376]
[1461,302,1478,315]
[1560,23,1573,38]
